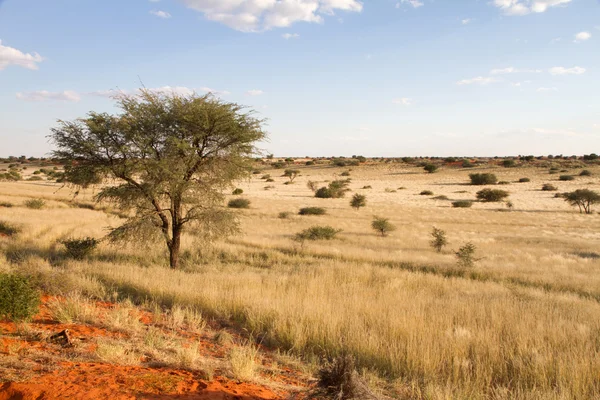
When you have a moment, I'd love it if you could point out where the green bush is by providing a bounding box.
[579,170,592,177]
[371,216,396,237]
[430,227,448,253]
[340,171,351,177]
[502,159,516,168]
[61,237,99,259]
[420,190,434,196]
[0,202,13,208]
[228,198,251,209]
[266,178,275,182]
[278,211,291,219]
[261,174,271,180]
[299,207,326,216]
[295,226,341,241]
[350,193,366,210]
[24,198,45,209]
[0,273,41,321]
[432,195,449,200]
[559,175,574,181]
[476,188,509,202]
[452,200,473,208]
[424,164,438,173]
[456,242,477,268]
[315,180,350,199]
[542,184,558,191]
[362,185,372,189]
[518,178,530,183]
[498,181,510,185]
[469,173,497,185]
[0,221,20,237]
[563,189,600,214]
[232,188,244,195]
[462,160,474,168]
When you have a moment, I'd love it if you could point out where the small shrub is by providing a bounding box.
[498,181,510,185]
[502,159,516,168]
[361,185,372,189]
[261,174,271,180]
[420,190,434,196]
[432,195,449,200]
[61,237,99,259]
[283,169,300,182]
[232,188,244,195]
[424,164,438,173]
[266,178,275,182]
[228,198,251,209]
[340,171,351,177]
[315,180,350,199]
[462,160,474,168]
[559,175,574,181]
[476,188,509,202]
[350,194,366,210]
[430,227,448,253]
[307,180,318,192]
[295,226,341,241]
[469,173,497,185]
[0,273,41,321]
[0,221,20,237]
[579,170,592,177]
[456,242,477,268]
[371,216,396,237]
[229,344,260,381]
[452,200,473,208]
[0,202,13,208]
[299,207,326,216]
[27,176,43,181]
[384,188,397,193]
[518,178,530,183]
[542,183,558,191]
[24,198,45,209]
[278,211,291,219]
[315,355,378,400]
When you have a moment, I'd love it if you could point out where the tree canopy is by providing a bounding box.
[50,89,266,268]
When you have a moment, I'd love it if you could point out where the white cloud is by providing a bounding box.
[536,87,558,92]
[199,86,231,95]
[246,89,264,96]
[549,66,586,75]
[396,0,424,8]
[392,98,412,106]
[490,67,542,75]
[150,10,172,18]
[282,32,300,39]
[461,18,472,25]
[0,40,44,71]
[492,0,572,16]
[456,76,497,85]
[574,31,591,42]
[16,90,80,102]
[181,0,362,32]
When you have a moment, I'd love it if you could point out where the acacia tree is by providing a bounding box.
[564,189,600,214]
[51,90,266,269]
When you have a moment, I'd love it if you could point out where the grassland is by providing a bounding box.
[1,158,600,399]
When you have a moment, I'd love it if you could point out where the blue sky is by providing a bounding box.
[0,0,598,157]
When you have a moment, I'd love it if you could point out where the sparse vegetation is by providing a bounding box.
[469,173,498,185]
[299,207,326,216]
[456,242,477,268]
[430,227,448,253]
[452,200,473,208]
[518,178,530,183]
[559,175,575,181]
[563,189,600,214]
[542,183,558,191]
[295,226,341,241]
[283,169,300,183]
[420,190,434,196]
[61,237,99,259]
[0,274,41,322]
[0,221,20,237]
[476,188,509,202]
[24,198,45,209]
[315,180,350,199]
[371,216,395,237]
[232,188,244,195]
[424,164,438,173]
[228,198,251,209]
[350,194,366,210]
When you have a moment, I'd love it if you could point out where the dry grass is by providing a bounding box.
[229,343,261,382]
[1,162,600,399]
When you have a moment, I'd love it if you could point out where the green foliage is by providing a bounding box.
[580,170,592,176]
[61,237,99,259]
[583,153,598,161]
[0,274,41,322]
[476,188,509,202]
[24,198,45,209]
[371,216,396,237]
[563,189,600,214]
[305,161,315,166]
[0,221,20,237]
[299,207,326,216]
[283,169,300,182]
[50,89,265,269]
[261,174,271,180]
[420,190,434,196]
[456,242,477,268]
[0,202,13,208]
[278,211,291,219]
[498,181,510,185]
[469,173,498,185]
[295,226,341,241]
[232,188,244,195]
[452,200,473,208]
[350,193,366,210]
[462,160,474,168]
[559,175,574,181]
[315,180,350,199]
[424,164,439,173]
[518,178,530,183]
[272,161,286,169]
[0,170,22,181]
[432,195,449,200]
[228,198,251,209]
[361,185,372,189]
[542,184,558,191]
[340,171,351,177]
[430,227,448,253]
[502,159,516,168]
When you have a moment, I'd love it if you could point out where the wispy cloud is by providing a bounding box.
[392,98,412,105]
[0,40,44,71]
[492,0,573,16]
[536,87,558,92]
[457,76,497,85]
[549,66,586,75]
[282,33,299,39]
[150,10,171,18]
[16,90,80,102]
[490,67,542,75]
[246,89,264,96]
[461,18,472,25]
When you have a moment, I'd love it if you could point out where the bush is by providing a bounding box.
[232,188,244,195]
[430,227,448,253]
[559,175,574,181]
[476,188,509,202]
[278,211,291,219]
[283,169,300,182]
[315,180,350,199]
[498,181,510,185]
[228,198,251,209]
[563,189,600,214]
[295,226,341,241]
[502,159,516,168]
[61,237,99,259]
[452,200,473,208]
[0,273,41,321]
[456,242,477,268]
[350,194,366,210]
[314,355,377,400]
[261,174,271,180]
[420,190,434,196]
[432,195,449,200]
[24,198,45,209]
[469,173,497,185]
[340,171,351,177]
[299,207,326,216]
[424,164,438,173]
[371,216,396,237]
[0,221,20,237]
[542,183,558,191]
[361,185,372,189]
[580,170,592,176]
[518,178,530,183]
[0,202,13,208]
[462,160,474,168]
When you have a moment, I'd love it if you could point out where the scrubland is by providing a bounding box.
[1,159,599,399]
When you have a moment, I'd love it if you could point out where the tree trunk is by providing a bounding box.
[169,225,181,269]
